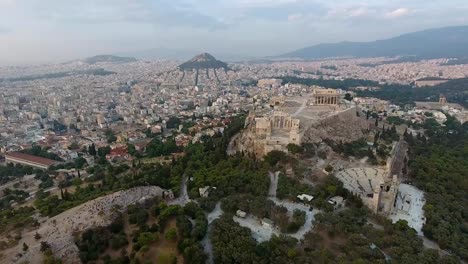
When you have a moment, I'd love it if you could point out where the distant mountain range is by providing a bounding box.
[179,53,228,70]
[279,26,468,59]
[83,55,137,64]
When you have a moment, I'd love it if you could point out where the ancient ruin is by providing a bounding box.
[312,88,339,105]
[240,111,301,156]
[335,141,408,216]
[234,88,367,157]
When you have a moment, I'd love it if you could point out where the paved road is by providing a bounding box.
[202,202,223,264]
[268,171,279,197]
[269,197,318,240]
[168,175,190,206]
[207,202,223,224]
[234,215,280,242]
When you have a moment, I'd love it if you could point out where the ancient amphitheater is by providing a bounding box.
[335,167,398,214]
[334,141,408,216]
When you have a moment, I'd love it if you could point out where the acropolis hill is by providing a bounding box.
[233,88,367,157]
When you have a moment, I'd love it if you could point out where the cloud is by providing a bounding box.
[288,13,304,22]
[234,0,299,9]
[385,8,411,19]
[349,7,369,17]
[34,0,227,30]
[326,6,374,19]
[1,0,467,64]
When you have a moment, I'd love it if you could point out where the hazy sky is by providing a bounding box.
[0,0,467,64]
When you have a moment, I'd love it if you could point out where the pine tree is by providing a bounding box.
[88,143,97,156]
[407,132,414,145]
[59,180,66,200]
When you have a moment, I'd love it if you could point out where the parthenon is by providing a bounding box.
[312,88,339,105]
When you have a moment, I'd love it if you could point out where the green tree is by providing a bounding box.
[344,93,353,101]
[137,232,158,248]
[287,143,304,154]
[127,143,137,156]
[165,227,178,241]
[88,144,97,156]
[264,150,287,166]
[105,130,117,143]
[97,146,111,157]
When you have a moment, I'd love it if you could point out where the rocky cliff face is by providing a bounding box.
[301,107,368,143]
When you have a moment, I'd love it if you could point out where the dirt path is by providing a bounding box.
[292,98,308,117]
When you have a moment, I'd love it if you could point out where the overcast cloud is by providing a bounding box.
[0,0,467,64]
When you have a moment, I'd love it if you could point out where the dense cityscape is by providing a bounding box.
[1,2,468,264]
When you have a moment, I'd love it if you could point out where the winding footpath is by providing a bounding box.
[201,202,223,264]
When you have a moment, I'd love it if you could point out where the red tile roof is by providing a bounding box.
[5,152,57,167]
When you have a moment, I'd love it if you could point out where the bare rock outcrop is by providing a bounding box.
[302,107,368,143]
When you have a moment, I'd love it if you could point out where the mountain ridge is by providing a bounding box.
[83,55,137,64]
[279,25,468,59]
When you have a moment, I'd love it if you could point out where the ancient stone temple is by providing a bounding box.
[312,88,339,105]
[241,111,301,156]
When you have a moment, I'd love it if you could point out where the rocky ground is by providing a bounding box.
[1,186,166,264]
[302,107,368,144]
